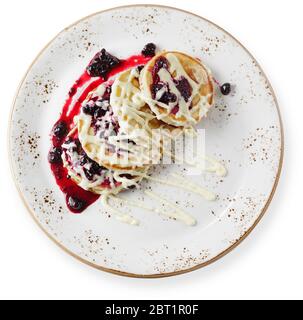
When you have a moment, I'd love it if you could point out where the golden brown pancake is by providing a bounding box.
[77,81,154,172]
[139,51,214,127]
[62,127,145,194]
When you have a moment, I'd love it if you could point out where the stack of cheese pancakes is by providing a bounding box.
[62,51,214,197]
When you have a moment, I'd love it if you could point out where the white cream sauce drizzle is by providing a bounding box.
[111,68,144,109]
[110,67,164,143]
[108,195,182,224]
[101,193,140,226]
[145,191,197,226]
[110,68,165,165]
[162,148,227,178]
[144,174,216,201]
[99,155,225,226]
[171,173,217,201]
[198,156,227,177]
[103,163,221,226]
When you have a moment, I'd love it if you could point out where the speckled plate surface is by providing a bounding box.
[9,5,283,277]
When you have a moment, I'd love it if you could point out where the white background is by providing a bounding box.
[0,0,302,300]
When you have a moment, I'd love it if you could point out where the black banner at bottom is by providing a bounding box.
[101,301,201,319]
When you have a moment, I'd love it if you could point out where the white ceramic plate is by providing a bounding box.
[9,5,283,277]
